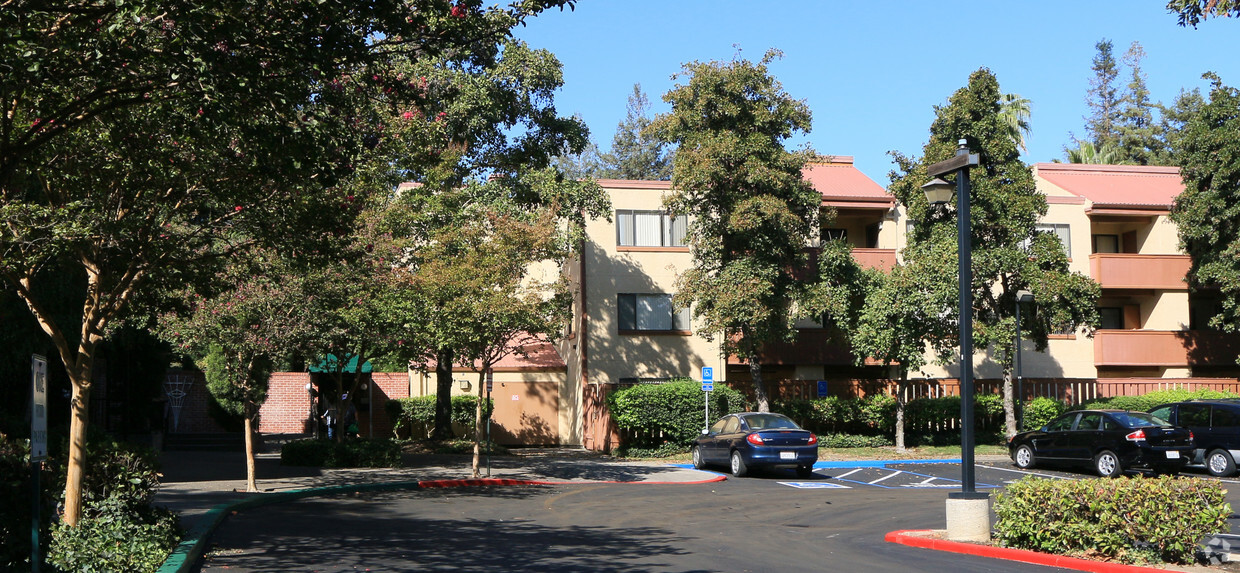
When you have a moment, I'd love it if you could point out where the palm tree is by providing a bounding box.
[1065,140,1126,164]
[1000,93,1032,152]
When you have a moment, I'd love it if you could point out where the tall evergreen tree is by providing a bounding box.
[1171,74,1240,360]
[600,84,674,180]
[1084,39,1122,150]
[889,69,1100,438]
[1116,42,1167,165]
[650,49,819,413]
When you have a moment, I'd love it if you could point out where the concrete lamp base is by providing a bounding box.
[945,494,991,543]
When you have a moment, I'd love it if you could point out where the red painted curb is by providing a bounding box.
[885,530,1176,573]
[417,475,728,488]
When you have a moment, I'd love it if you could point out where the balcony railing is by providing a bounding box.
[1089,253,1190,290]
[1093,329,1240,367]
[852,248,897,271]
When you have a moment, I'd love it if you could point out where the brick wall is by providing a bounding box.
[163,370,229,434]
[257,372,315,434]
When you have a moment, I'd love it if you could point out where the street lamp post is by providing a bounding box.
[923,139,989,542]
[1014,290,1035,432]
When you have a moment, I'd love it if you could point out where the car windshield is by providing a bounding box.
[1110,411,1173,428]
[743,414,800,430]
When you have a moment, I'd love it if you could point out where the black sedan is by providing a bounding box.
[691,412,818,477]
[1008,409,1194,477]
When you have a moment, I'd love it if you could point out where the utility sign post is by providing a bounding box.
[701,366,714,430]
[31,354,47,573]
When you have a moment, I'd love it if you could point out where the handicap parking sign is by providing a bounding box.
[778,482,851,489]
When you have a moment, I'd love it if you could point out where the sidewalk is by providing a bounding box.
[154,441,717,532]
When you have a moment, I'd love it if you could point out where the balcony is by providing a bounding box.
[1089,253,1190,290]
[1094,329,1240,367]
[853,248,897,271]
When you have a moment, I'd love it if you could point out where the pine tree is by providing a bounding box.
[1115,42,1167,165]
[1084,39,1121,150]
[600,84,674,180]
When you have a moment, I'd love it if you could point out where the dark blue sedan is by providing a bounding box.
[691,412,819,477]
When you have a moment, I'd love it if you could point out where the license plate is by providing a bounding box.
[1166,451,1181,459]
[780,451,795,460]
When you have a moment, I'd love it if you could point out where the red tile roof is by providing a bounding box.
[803,157,894,208]
[1034,163,1183,209]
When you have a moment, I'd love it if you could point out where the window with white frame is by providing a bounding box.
[616,210,688,247]
[1020,223,1072,255]
[618,293,691,332]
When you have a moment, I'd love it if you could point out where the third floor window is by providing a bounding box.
[617,210,688,247]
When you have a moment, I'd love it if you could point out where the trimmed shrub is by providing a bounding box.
[1074,389,1239,413]
[818,433,893,448]
[613,442,689,458]
[994,476,1230,564]
[608,379,747,446]
[1022,397,1067,430]
[384,395,492,439]
[281,438,402,468]
[902,394,1005,434]
[47,438,181,573]
[0,435,58,571]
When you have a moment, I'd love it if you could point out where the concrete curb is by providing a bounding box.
[157,471,726,573]
[884,529,1179,573]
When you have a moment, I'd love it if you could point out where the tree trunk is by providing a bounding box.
[748,360,769,413]
[432,348,455,439]
[471,369,486,478]
[1003,368,1017,438]
[244,400,258,493]
[895,370,908,452]
[64,380,92,526]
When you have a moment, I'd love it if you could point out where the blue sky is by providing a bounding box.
[513,1,1240,184]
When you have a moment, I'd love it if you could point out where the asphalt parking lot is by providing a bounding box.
[193,459,1240,573]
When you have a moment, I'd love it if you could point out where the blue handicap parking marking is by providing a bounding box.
[778,481,851,489]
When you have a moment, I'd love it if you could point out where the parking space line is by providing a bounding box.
[833,468,864,479]
[981,465,1073,480]
[868,470,901,484]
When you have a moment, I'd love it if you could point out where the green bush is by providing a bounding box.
[47,438,181,573]
[384,395,492,439]
[818,433,893,448]
[281,438,402,468]
[607,379,747,446]
[613,442,689,458]
[1022,397,1067,430]
[1074,388,1239,413]
[994,476,1230,564]
[902,394,1005,433]
[0,435,58,570]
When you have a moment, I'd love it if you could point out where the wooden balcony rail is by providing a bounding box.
[1093,329,1240,367]
[1089,253,1190,290]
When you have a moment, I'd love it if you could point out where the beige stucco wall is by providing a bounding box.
[584,182,726,387]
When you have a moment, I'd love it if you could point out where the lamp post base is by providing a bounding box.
[945,494,991,542]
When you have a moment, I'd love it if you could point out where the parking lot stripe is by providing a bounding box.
[833,468,864,479]
[869,470,901,484]
[982,465,1073,480]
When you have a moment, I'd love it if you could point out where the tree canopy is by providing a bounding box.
[1171,74,1240,355]
[650,49,818,413]
[1168,0,1240,26]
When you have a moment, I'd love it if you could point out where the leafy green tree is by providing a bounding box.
[0,0,576,526]
[159,252,318,491]
[1064,140,1127,164]
[1115,42,1168,165]
[1084,39,1122,151]
[1159,88,1206,159]
[600,84,674,180]
[1168,0,1240,26]
[1171,74,1240,358]
[999,93,1032,153]
[650,49,819,413]
[888,69,1100,438]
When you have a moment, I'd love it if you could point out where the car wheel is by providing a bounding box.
[796,464,814,478]
[1094,450,1122,478]
[730,450,749,477]
[1013,444,1036,469]
[691,445,705,470]
[1206,449,1236,477]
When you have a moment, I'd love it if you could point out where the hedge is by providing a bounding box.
[1073,388,1239,413]
[384,395,493,439]
[994,476,1230,564]
[281,438,403,468]
[607,379,747,446]
[773,394,1005,436]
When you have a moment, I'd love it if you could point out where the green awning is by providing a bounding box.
[309,354,372,374]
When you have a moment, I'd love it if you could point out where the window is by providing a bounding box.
[1076,413,1102,431]
[1093,234,1120,254]
[1214,406,1240,430]
[1098,307,1124,329]
[616,210,687,247]
[1180,404,1210,428]
[1037,223,1071,255]
[1047,414,1076,431]
[618,294,691,332]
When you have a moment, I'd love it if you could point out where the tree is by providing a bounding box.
[888,69,1100,438]
[158,253,316,491]
[1171,74,1240,358]
[600,84,674,180]
[0,0,576,526]
[1084,39,1122,151]
[1169,0,1240,26]
[999,93,1033,153]
[650,49,819,413]
[1159,88,1206,159]
[1115,42,1167,165]
[1064,140,1126,164]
